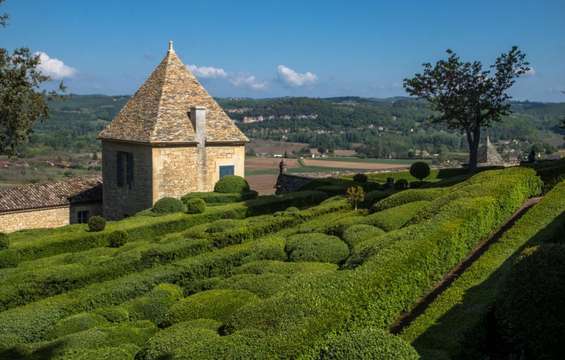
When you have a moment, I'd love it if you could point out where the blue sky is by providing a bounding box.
[2,0,564,101]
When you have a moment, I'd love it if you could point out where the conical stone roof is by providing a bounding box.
[98,42,248,144]
[477,136,504,165]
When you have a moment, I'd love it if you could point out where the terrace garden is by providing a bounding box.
[0,165,563,359]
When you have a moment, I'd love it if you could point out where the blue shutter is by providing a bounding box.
[219,165,235,178]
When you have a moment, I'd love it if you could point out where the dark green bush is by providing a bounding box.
[47,312,109,339]
[166,289,260,325]
[353,173,368,183]
[495,244,565,360]
[318,328,419,359]
[410,161,431,181]
[185,198,206,214]
[394,178,409,190]
[88,216,106,232]
[182,190,258,205]
[286,233,349,264]
[285,206,300,213]
[363,189,393,208]
[0,233,8,250]
[107,230,128,248]
[152,197,186,214]
[342,224,385,248]
[126,283,183,326]
[214,175,250,194]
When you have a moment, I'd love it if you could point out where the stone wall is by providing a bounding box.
[205,145,246,191]
[152,146,199,200]
[102,141,154,220]
[0,206,70,233]
[69,202,104,223]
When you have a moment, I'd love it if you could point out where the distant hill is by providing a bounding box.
[20,94,565,158]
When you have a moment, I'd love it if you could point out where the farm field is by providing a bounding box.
[1,165,562,359]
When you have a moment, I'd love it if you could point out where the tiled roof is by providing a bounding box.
[98,42,249,144]
[0,176,102,213]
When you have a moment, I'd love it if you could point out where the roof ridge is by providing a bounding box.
[149,48,173,141]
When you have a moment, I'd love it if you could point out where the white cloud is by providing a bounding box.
[524,67,536,77]
[277,65,317,87]
[229,74,267,90]
[35,52,77,79]
[188,64,228,79]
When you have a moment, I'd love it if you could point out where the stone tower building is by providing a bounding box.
[98,42,248,219]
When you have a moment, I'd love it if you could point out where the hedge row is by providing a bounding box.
[0,195,348,313]
[181,190,258,205]
[0,235,287,348]
[372,188,446,212]
[0,190,328,268]
[400,181,565,359]
[364,200,430,231]
[177,168,540,357]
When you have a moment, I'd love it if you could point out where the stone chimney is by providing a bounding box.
[191,106,207,145]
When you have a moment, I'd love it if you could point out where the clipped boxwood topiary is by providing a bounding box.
[184,197,206,214]
[165,289,259,325]
[214,175,250,194]
[87,215,106,232]
[127,283,183,326]
[107,230,128,248]
[93,306,130,323]
[47,312,109,339]
[495,244,565,359]
[318,327,419,359]
[394,178,409,190]
[342,224,385,248]
[353,173,368,183]
[286,233,349,264]
[410,161,431,181]
[0,233,8,250]
[153,197,186,214]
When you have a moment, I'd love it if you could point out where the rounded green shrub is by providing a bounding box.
[318,327,419,359]
[107,230,128,248]
[152,197,186,214]
[48,312,109,339]
[394,178,409,190]
[410,161,431,181]
[353,173,368,183]
[495,244,565,359]
[93,306,130,323]
[127,283,183,326]
[342,224,385,248]
[286,233,349,264]
[0,233,8,250]
[185,197,206,214]
[166,289,260,325]
[205,219,244,234]
[214,175,250,194]
[88,215,106,232]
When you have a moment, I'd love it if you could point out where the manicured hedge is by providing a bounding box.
[372,188,446,212]
[193,273,293,298]
[47,312,109,339]
[152,197,186,214]
[184,198,206,214]
[232,260,338,276]
[365,200,429,231]
[166,289,260,325]
[286,233,349,264]
[400,181,565,359]
[125,283,183,325]
[182,190,258,204]
[341,224,385,248]
[216,168,540,357]
[214,175,250,194]
[314,328,419,360]
[0,190,328,267]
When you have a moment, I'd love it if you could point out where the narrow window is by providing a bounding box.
[77,210,90,224]
[117,151,134,188]
[219,165,235,179]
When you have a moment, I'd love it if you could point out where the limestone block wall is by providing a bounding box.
[102,141,154,220]
[152,146,199,200]
[69,203,104,223]
[205,145,246,190]
[0,207,70,233]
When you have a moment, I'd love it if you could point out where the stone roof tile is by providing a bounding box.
[98,43,248,144]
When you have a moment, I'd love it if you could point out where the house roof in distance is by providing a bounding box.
[0,176,102,214]
[98,41,249,144]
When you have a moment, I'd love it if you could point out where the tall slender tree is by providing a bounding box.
[0,0,63,156]
[404,47,530,171]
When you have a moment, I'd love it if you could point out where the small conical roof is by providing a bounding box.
[98,42,248,144]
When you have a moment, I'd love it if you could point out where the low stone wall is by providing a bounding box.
[275,174,316,194]
[0,206,70,233]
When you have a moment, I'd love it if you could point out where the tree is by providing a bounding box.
[0,0,62,156]
[410,161,430,181]
[404,47,530,171]
[346,185,365,211]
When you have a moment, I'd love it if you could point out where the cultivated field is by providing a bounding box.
[1,165,563,359]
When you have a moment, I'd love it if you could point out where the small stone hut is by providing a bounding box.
[98,41,248,219]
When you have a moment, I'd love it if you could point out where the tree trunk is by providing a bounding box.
[466,126,481,172]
